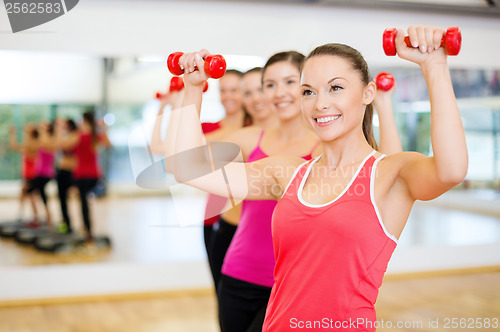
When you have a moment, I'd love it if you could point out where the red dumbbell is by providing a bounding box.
[169,76,184,92]
[156,77,185,99]
[167,52,227,79]
[383,27,461,56]
[156,79,207,99]
[375,72,394,91]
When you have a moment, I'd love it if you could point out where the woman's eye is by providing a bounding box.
[287,80,296,85]
[264,83,275,89]
[301,89,313,96]
[330,85,343,92]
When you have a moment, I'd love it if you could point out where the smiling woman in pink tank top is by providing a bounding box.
[171,25,467,332]
[217,53,398,332]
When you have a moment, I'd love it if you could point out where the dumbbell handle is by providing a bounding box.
[402,36,444,49]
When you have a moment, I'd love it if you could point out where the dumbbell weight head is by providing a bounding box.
[375,72,395,91]
[203,81,209,93]
[204,55,226,79]
[167,52,184,76]
[169,76,185,92]
[155,92,163,99]
[382,28,398,56]
[443,27,461,56]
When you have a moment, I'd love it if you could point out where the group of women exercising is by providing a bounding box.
[154,25,467,332]
[9,111,111,243]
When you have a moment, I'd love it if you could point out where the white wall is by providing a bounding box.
[107,60,168,104]
[1,1,500,104]
[0,0,499,69]
[0,52,102,103]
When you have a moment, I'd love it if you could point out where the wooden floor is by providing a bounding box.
[0,193,499,331]
[0,271,499,332]
[376,271,500,331]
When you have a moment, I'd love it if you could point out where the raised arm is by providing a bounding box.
[396,26,468,201]
[54,118,79,151]
[373,82,402,155]
[150,104,168,155]
[97,119,112,148]
[151,92,182,155]
[38,122,57,151]
[9,126,22,152]
[169,50,300,201]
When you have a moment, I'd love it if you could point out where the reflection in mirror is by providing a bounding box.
[0,51,499,304]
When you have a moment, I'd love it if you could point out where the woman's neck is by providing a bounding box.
[221,108,244,128]
[319,130,373,170]
[253,115,279,129]
[276,113,311,142]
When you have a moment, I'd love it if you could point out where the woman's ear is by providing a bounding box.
[363,81,376,105]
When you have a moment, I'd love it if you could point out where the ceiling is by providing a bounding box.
[163,0,500,17]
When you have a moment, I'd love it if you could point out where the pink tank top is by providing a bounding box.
[263,151,398,331]
[35,149,55,178]
[222,131,319,287]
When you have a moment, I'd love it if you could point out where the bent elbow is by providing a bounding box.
[172,164,186,182]
[438,159,468,187]
[148,142,164,155]
[173,163,197,184]
[164,161,174,175]
[173,172,183,183]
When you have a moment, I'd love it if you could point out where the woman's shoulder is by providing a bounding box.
[227,126,264,151]
[261,155,312,194]
[378,151,427,169]
[233,125,263,138]
[257,154,310,179]
[375,151,428,189]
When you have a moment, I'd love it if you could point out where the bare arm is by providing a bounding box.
[151,92,183,155]
[96,119,112,148]
[9,127,22,152]
[150,105,168,155]
[38,123,57,151]
[170,50,300,201]
[54,119,79,150]
[373,84,402,155]
[396,26,468,201]
[100,131,112,148]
